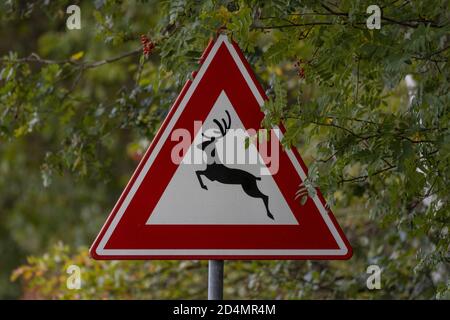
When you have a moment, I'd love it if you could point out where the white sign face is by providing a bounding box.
[147,91,298,225]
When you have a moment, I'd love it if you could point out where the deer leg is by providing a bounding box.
[195,170,208,190]
[242,182,274,220]
[261,194,274,220]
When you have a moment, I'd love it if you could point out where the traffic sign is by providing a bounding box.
[90,34,352,260]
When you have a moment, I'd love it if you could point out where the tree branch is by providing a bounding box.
[339,165,396,184]
[252,21,335,30]
[321,2,445,28]
[83,48,141,69]
[0,48,141,69]
[311,121,366,139]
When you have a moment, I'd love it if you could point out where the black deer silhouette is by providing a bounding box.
[195,110,274,220]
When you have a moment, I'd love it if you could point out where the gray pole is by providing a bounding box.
[208,260,224,300]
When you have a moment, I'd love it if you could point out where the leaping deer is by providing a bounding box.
[195,110,274,220]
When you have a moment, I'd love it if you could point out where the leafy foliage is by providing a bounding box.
[1,0,449,299]
[14,242,447,299]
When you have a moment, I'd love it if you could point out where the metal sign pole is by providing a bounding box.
[208,260,224,300]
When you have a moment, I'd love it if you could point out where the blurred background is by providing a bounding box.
[0,0,448,299]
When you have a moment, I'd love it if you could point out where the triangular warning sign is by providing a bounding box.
[90,35,352,260]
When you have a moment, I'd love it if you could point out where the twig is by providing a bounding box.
[60,67,84,103]
[83,48,141,69]
[321,2,445,28]
[311,121,366,139]
[355,56,360,105]
[0,48,141,69]
[339,165,396,184]
[252,22,335,30]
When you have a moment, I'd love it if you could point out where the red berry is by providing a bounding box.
[294,59,306,79]
[140,35,155,58]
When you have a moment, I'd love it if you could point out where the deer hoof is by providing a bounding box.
[201,185,208,190]
[267,213,274,220]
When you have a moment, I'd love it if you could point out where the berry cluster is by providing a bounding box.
[140,35,155,58]
[294,59,306,79]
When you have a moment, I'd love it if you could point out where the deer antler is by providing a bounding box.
[213,110,231,136]
[202,129,221,139]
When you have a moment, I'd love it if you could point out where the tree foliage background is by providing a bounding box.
[0,0,448,299]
